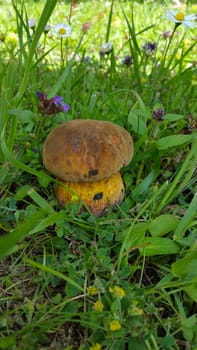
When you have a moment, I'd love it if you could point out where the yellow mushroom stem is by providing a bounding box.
[55,172,125,217]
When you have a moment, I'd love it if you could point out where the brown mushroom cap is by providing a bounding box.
[43,119,133,182]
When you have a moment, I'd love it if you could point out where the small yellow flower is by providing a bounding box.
[129,305,144,316]
[6,33,18,45]
[191,5,197,11]
[156,53,162,61]
[128,300,144,316]
[141,77,147,84]
[182,38,191,51]
[109,285,126,299]
[174,53,180,60]
[93,300,104,312]
[24,141,31,148]
[109,320,122,331]
[87,286,98,296]
[89,343,102,350]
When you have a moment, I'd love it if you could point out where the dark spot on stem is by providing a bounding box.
[93,192,103,201]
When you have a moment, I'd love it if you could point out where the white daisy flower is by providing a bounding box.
[44,24,52,34]
[99,42,113,55]
[164,10,196,28]
[54,23,71,38]
[28,18,36,29]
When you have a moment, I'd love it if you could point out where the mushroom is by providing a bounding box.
[43,119,134,217]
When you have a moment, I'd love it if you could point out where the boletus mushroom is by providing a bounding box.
[43,119,134,217]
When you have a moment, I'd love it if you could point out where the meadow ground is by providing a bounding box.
[0,0,197,349]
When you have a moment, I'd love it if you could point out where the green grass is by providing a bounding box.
[0,0,197,349]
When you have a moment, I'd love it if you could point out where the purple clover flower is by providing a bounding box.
[142,42,157,56]
[121,55,133,67]
[53,96,70,112]
[53,96,64,105]
[60,103,70,112]
[36,91,45,100]
[152,108,165,121]
[36,91,70,115]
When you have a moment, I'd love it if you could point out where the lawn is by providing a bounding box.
[0,0,197,349]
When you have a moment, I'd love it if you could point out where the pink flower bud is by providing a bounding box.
[82,22,90,32]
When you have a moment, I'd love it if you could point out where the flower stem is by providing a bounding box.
[60,37,64,67]
[160,22,181,69]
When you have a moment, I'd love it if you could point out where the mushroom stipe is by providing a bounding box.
[43,119,134,217]
[55,172,125,217]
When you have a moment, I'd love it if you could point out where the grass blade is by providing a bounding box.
[0,210,46,258]
[25,257,84,293]
[105,0,114,43]
[16,0,58,103]
[173,193,197,240]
